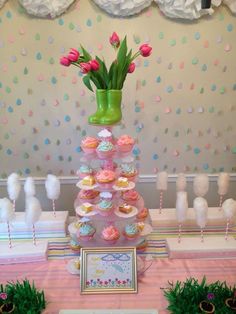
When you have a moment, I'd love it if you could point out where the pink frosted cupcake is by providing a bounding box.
[81,136,99,154]
[96,170,116,189]
[136,207,149,221]
[96,141,115,159]
[101,225,120,244]
[76,190,100,205]
[97,128,113,142]
[122,189,140,206]
[117,135,134,153]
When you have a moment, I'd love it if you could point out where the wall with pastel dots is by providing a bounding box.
[0,0,236,179]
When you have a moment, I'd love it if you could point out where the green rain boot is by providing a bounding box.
[88,89,108,125]
[100,89,122,125]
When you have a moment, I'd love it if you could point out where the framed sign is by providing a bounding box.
[80,247,137,294]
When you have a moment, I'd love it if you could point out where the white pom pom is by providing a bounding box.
[156,171,168,191]
[193,174,209,197]
[222,198,236,220]
[193,197,208,228]
[176,191,188,223]
[217,173,230,196]
[7,173,21,201]
[45,175,60,200]
[25,196,42,225]
[24,177,36,197]
[0,198,15,222]
[176,173,187,192]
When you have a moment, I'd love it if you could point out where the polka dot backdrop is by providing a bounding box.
[0,1,235,178]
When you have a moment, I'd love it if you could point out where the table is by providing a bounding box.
[1,258,236,314]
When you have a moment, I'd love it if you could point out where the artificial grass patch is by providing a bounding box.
[163,277,236,314]
[0,279,46,314]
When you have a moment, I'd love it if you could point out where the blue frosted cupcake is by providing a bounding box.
[123,223,140,241]
[77,222,96,241]
[97,199,114,216]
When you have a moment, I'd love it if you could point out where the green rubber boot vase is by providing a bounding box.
[88,89,108,125]
[101,89,122,125]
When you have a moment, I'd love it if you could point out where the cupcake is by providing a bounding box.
[101,225,120,244]
[97,199,113,216]
[98,128,113,142]
[96,141,115,159]
[136,207,148,221]
[122,190,140,206]
[123,223,140,241]
[117,135,134,153]
[77,165,94,179]
[120,164,138,182]
[96,170,116,189]
[70,239,81,251]
[77,222,96,241]
[76,190,99,205]
[81,136,99,154]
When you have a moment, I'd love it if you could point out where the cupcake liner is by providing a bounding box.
[117,144,133,153]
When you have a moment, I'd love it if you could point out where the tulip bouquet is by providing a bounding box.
[60,32,152,91]
[60,32,152,125]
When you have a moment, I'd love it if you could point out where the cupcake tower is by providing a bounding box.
[70,128,150,248]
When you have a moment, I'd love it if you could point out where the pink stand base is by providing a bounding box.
[166,236,236,259]
[0,240,48,264]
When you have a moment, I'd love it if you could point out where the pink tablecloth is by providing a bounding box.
[1,258,236,314]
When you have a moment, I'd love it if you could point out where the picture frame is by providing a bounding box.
[80,247,137,294]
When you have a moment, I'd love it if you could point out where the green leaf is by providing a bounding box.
[80,45,92,62]
[117,36,127,65]
[82,75,93,92]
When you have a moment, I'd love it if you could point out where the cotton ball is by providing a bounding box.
[156,171,168,190]
[193,174,209,197]
[7,173,21,201]
[217,172,230,196]
[45,175,60,200]
[193,197,208,228]
[176,173,187,192]
[222,198,236,220]
[0,198,15,222]
[176,191,188,223]
[24,177,36,197]
[25,196,42,225]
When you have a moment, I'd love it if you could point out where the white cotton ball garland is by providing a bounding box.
[193,174,209,197]
[92,0,153,17]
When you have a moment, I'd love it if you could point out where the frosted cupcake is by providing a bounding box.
[96,141,115,159]
[120,164,138,182]
[76,190,99,205]
[101,225,120,244]
[81,136,99,154]
[136,207,148,221]
[123,223,140,241]
[97,199,114,216]
[77,222,96,241]
[96,170,116,189]
[98,128,113,142]
[77,165,94,179]
[117,135,134,153]
[122,189,140,206]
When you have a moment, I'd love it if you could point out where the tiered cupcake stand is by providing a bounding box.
[68,127,152,251]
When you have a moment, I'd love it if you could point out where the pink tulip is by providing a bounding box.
[68,48,80,62]
[89,59,100,71]
[0,292,7,300]
[80,62,91,74]
[139,44,152,57]
[60,56,71,67]
[128,62,135,73]
[109,32,120,48]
